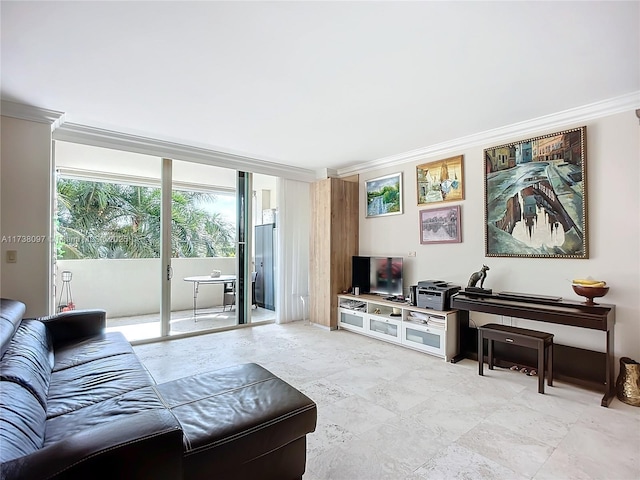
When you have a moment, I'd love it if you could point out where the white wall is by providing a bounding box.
[55,257,236,317]
[0,116,53,316]
[359,111,640,360]
[3,111,638,360]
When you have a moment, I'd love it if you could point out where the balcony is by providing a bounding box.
[55,257,276,343]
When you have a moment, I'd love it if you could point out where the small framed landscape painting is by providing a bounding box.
[365,172,403,218]
[484,126,588,258]
[419,205,461,244]
[416,155,464,205]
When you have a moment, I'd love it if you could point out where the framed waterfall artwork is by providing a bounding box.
[484,126,588,258]
[416,155,464,205]
[365,172,403,218]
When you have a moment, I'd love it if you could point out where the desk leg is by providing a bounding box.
[452,310,470,363]
[537,340,545,394]
[478,329,484,376]
[602,327,615,407]
[548,342,553,386]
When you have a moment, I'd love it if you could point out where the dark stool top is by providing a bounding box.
[479,323,553,340]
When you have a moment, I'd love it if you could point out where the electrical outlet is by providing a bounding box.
[6,250,17,263]
[408,251,416,257]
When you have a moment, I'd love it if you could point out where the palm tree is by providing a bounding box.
[56,179,235,259]
[170,189,234,257]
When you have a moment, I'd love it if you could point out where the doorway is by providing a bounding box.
[53,141,277,342]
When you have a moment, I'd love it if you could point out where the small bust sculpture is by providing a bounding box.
[468,265,490,289]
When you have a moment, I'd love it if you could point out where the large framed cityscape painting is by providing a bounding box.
[484,126,588,258]
[365,172,403,218]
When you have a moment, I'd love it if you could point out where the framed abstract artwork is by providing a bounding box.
[365,172,403,218]
[419,205,461,244]
[416,155,464,205]
[484,126,588,258]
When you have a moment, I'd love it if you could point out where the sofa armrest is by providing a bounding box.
[37,309,107,346]
[0,409,183,480]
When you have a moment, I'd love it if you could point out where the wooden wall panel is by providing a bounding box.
[310,177,358,329]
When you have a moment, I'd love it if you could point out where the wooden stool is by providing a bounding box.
[478,323,553,394]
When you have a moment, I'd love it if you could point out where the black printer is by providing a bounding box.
[416,280,461,311]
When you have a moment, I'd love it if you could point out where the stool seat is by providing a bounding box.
[478,323,553,394]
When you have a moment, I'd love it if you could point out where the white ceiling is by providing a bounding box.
[2,1,639,175]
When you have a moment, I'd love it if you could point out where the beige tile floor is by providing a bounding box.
[134,321,640,480]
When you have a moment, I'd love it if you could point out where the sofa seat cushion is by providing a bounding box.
[0,320,53,409]
[47,353,155,418]
[44,386,167,445]
[156,363,317,479]
[0,381,46,463]
[52,331,136,372]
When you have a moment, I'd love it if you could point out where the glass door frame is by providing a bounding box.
[51,143,258,342]
[160,158,172,337]
[236,171,252,325]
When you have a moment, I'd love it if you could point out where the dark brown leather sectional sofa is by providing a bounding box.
[0,298,317,479]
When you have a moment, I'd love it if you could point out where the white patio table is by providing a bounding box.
[183,275,236,319]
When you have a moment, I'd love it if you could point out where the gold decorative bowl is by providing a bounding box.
[572,284,609,305]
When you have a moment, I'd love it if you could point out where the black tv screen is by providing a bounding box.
[369,257,403,297]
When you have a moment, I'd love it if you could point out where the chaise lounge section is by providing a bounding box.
[0,298,317,480]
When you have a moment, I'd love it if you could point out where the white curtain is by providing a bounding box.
[275,178,310,324]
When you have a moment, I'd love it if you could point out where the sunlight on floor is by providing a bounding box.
[106,307,276,342]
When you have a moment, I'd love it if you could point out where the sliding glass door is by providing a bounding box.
[54,141,277,342]
[54,142,164,341]
[168,159,238,335]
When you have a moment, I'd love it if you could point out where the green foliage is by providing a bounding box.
[382,186,399,211]
[56,179,235,259]
[367,184,400,213]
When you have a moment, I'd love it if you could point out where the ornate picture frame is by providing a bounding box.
[484,126,588,258]
[365,172,403,218]
[419,205,461,244]
[416,155,464,205]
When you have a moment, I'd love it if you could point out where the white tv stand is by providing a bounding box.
[337,294,458,361]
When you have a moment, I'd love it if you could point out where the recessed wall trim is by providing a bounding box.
[337,90,640,177]
[52,122,317,183]
[0,100,316,183]
[1,100,65,130]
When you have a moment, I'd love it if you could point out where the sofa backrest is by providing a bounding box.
[1,319,54,408]
[0,298,26,358]
[1,318,54,463]
[0,381,47,463]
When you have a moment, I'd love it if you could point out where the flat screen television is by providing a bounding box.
[352,255,404,297]
[370,257,403,297]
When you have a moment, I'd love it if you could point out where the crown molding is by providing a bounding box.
[5,91,638,182]
[53,122,317,183]
[314,167,339,179]
[336,91,640,177]
[1,100,65,130]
